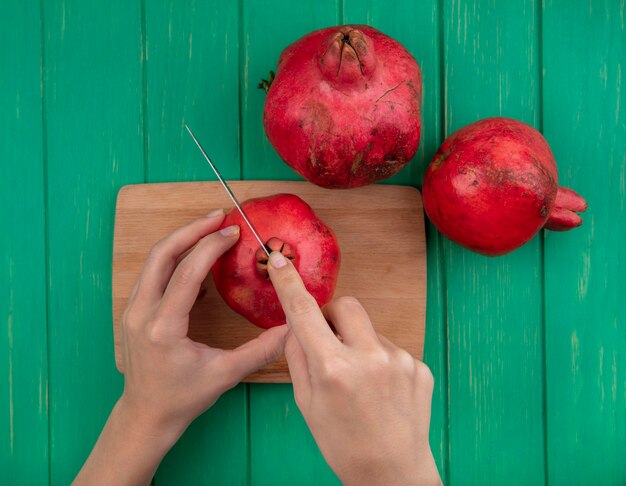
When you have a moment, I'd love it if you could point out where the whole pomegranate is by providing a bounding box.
[211,194,341,328]
[261,25,422,188]
[422,117,588,256]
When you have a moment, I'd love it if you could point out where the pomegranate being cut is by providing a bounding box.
[211,194,341,328]
[422,117,588,256]
[260,25,422,188]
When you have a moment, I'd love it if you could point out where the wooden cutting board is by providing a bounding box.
[112,181,426,382]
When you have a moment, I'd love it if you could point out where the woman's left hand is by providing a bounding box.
[75,210,288,485]
[119,209,288,441]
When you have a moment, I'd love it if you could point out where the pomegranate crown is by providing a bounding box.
[317,26,378,86]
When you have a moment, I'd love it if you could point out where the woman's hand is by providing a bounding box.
[267,252,441,486]
[118,210,287,440]
[75,211,288,485]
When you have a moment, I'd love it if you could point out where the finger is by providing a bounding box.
[157,225,240,323]
[220,325,289,385]
[322,296,379,348]
[135,210,226,306]
[267,252,340,357]
[284,331,312,409]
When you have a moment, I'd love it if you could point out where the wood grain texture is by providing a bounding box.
[443,0,546,484]
[543,1,626,484]
[0,3,49,484]
[142,1,247,483]
[112,181,427,381]
[42,0,144,483]
[343,1,449,480]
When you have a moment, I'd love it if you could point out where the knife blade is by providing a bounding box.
[185,124,270,258]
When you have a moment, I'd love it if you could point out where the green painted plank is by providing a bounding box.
[143,1,248,483]
[543,1,626,484]
[442,1,546,484]
[342,2,448,481]
[155,391,248,484]
[43,0,144,483]
[145,0,241,183]
[0,3,49,484]
[240,1,341,483]
[422,222,448,483]
[249,385,340,485]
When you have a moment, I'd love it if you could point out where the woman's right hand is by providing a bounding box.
[267,252,442,486]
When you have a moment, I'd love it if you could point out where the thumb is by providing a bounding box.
[221,325,289,385]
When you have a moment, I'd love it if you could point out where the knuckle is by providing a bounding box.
[415,361,435,388]
[277,270,301,289]
[172,260,197,288]
[197,231,219,248]
[325,296,362,317]
[146,325,167,346]
[369,349,392,368]
[145,318,170,346]
[121,306,142,334]
[287,293,318,318]
[334,295,362,308]
[147,239,167,264]
[317,357,349,388]
[395,350,417,374]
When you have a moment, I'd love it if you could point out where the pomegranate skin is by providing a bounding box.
[422,117,587,256]
[211,194,341,328]
[262,25,422,188]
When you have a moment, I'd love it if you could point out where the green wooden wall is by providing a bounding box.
[1,1,624,484]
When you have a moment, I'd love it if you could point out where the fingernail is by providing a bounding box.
[220,225,240,237]
[269,251,287,268]
[207,208,225,218]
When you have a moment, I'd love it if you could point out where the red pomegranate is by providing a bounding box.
[261,25,422,188]
[422,117,587,256]
[211,194,341,328]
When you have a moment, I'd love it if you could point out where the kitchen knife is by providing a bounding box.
[185,124,270,257]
